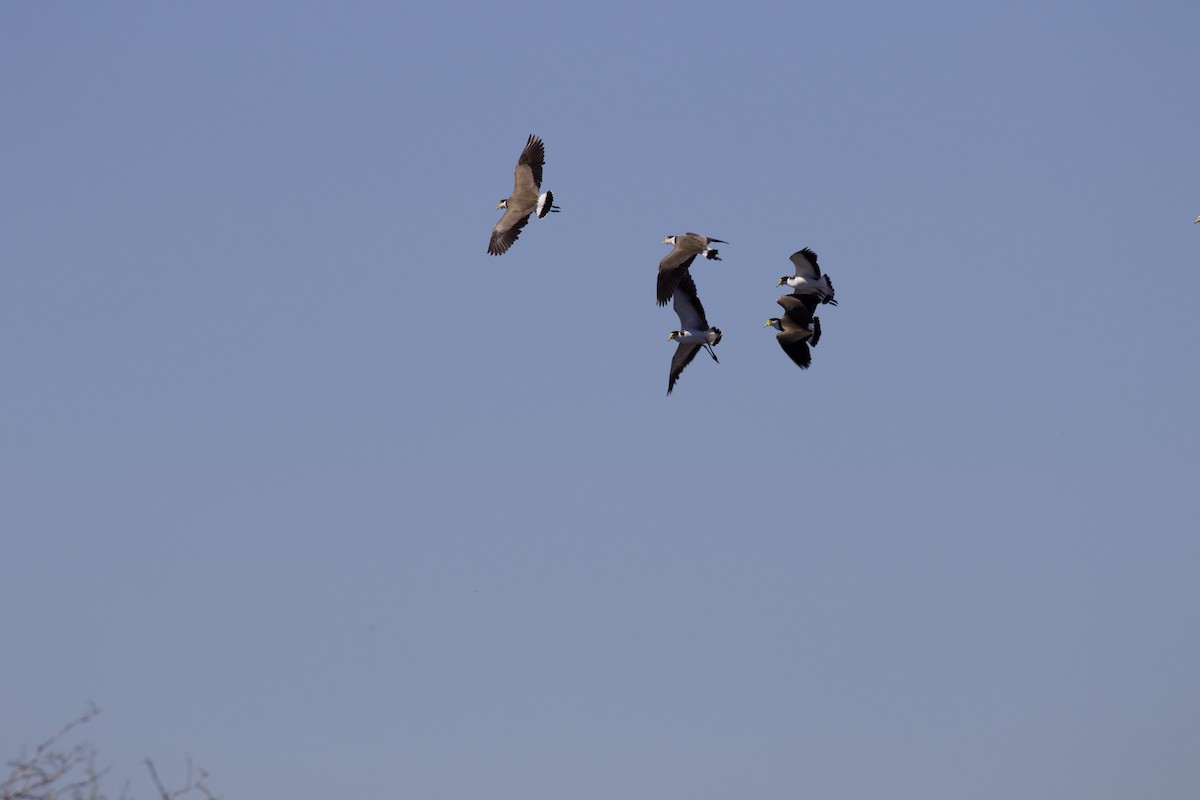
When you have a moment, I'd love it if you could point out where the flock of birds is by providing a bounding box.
[488,134,840,395]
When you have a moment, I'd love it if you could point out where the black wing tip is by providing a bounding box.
[656,276,674,305]
[657,273,679,306]
[521,134,546,159]
[487,233,509,255]
[489,211,532,255]
[488,233,515,255]
[518,135,547,186]
[782,341,812,370]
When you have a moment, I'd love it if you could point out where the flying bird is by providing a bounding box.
[667,272,722,395]
[765,294,821,370]
[657,232,726,306]
[488,134,559,255]
[777,247,836,306]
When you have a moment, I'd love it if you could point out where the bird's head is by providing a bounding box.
[776,276,789,287]
[1195,215,1200,224]
[668,331,681,341]
[765,318,783,331]
[662,236,676,246]
[496,199,509,210]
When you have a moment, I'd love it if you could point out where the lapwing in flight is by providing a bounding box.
[667,272,722,395]
[657,232,726,306]
[488,134,559,255]
[777,248,836,306]
[765,294,821,370]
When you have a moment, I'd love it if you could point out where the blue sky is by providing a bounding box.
[3,2,1198,798]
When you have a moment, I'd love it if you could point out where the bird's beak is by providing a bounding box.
[667,332,677,340]
[496,201,505,209]
[763,320,772,328]
[776,278,786,287]
[662,237,671,244]
[1195,216,1200,224]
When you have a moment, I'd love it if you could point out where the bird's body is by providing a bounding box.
[766,294,821,370]
[777,247,836,305]
[488,134,559,255]
[667,272,722,395]
[657,232,726,306]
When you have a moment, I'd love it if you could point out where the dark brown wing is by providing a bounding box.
[777,293,817,322]
[657,245,700,306]
[517,134,546,189]
[776,333,813,369]
[668,342,703,395]
[488,207,531,255]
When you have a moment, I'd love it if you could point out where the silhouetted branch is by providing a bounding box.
[3,708,219,800]
[2,704,107,800]
[144,758,218,800]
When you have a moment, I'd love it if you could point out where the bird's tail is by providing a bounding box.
[810,317,822,347]
[536,191,561,218]
[705,248,721,261]
[704,329,723,362]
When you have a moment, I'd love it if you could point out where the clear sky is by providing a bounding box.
[3,1,1199,798]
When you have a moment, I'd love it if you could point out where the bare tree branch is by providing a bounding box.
[2,704,106,800]
[3,708,219,800]
[144,758,217,800]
